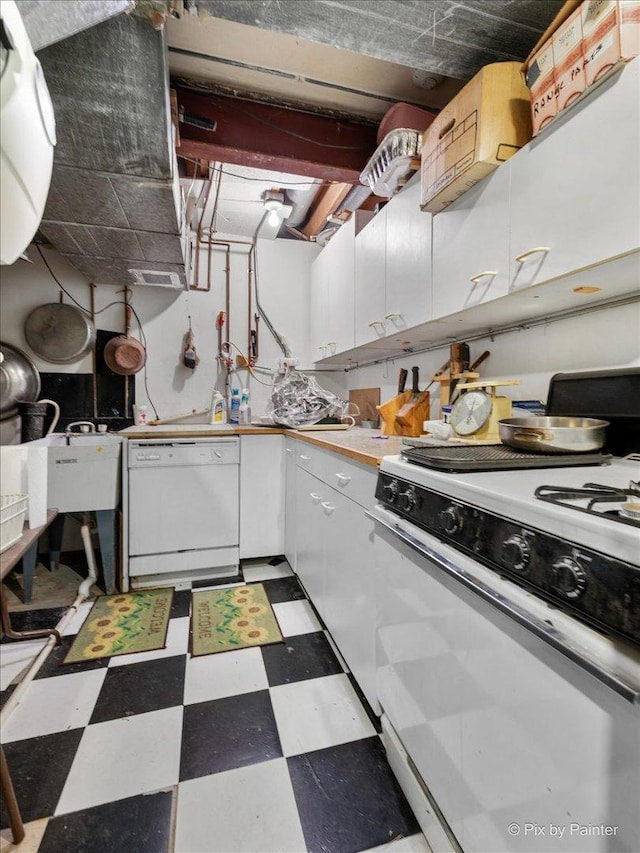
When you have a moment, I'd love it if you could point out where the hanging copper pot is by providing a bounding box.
[103,288,147,376]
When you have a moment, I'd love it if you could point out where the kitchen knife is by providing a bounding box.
[469,350,491,372]
[410,366,420,400]
[398,368,408,395]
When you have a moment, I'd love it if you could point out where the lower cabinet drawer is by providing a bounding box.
[321,454,377,509]
[295,443,330,479]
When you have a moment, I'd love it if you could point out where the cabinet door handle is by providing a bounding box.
[285,448,294,454]
[514,246,550,263]
[336,473,351,485]
[300,454,311,461]
[327,341,337,354]
[310,492,323,503]
[384,312,403,321]
[321,501,335,514]
[469,270,497,284]
[368,320,385,328]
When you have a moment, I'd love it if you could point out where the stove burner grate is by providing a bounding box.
[535,481,640,527]
[401,444,612,472]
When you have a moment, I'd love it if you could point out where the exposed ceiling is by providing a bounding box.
[167,0,565,240]
[15,0,567,277]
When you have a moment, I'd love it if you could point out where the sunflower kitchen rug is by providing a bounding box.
[63,588,174,664]
[191,583,283,656]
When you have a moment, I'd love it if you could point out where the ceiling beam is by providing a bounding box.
[174,86,377,184]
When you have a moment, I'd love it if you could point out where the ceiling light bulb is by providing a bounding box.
[267,208,280,227]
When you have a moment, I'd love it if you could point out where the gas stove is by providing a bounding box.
[375,454,640,645]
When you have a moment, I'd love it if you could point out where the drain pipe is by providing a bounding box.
[1,515,99,725]
[251,217,290,358]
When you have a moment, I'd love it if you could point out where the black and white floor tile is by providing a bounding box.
[1,559,428,853]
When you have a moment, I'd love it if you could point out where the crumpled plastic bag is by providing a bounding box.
[267,371,353,428]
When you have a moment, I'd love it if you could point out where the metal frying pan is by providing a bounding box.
[24,302,96,364]
[0,341,41,418]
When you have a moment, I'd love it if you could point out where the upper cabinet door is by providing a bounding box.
[385,178,432,331]
[326,216,356,355]
[310,248,329,362]
[432,164,511,319]
[354,208,387,346]
[509,56,640,290]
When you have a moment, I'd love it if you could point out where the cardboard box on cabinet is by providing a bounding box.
[523,0,640,137]
[419,62,532,214]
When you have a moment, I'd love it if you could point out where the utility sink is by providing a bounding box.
[29,433,122,513]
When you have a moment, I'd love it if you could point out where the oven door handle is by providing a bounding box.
[367,509,640,706]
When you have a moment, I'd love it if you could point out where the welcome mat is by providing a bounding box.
[63,588,174,664]
[191,583,283,657]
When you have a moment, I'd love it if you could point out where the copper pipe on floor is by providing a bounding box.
[1,747,24,844]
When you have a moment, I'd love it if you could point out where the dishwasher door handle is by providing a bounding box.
[367,509,640,705]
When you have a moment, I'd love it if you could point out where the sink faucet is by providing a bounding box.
[65,421,96,436]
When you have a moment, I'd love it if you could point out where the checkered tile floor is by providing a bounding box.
[1,559,428,853]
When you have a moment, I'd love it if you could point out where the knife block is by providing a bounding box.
[377,391,430,436]
[377,392,412,435]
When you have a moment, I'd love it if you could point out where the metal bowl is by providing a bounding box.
[498,416,609,454]
[0,341,41,418]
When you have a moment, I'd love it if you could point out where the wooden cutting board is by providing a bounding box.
[348,388,381,425]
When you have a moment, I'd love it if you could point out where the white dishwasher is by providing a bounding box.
[124,438,240,589]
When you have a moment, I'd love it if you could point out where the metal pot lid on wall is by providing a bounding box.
[24,302,96,364]
[0,341,41,418]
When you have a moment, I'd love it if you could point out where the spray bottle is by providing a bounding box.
[229,387,241,425]
[239,388,251,424]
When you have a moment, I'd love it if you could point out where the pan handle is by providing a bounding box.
[512,430,554,442]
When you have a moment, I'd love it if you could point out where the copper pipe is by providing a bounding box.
[191,164,216,291]
[247,246,252,357]
[199,237,254,246]
[225,245,231,356]
[90,283,98,420]
[123,286,131,418]
[0,747,25,844]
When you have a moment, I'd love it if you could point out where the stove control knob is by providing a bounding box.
[398,486,417,512]
[439,505,462,535]
[502,534,531,572]
[383,479,399,502]
[551,557,588,600]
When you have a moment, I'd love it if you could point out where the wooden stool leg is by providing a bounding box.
[0,746,25,844]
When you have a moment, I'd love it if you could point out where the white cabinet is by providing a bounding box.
[292,447,379,711]
[385,178,432,332]
[432,164,511,318]
[310,247,329,362]
[355,177,432,347]
[354,206,387,346]
[326,216,356,355]
[509,57,640,290]
[295,467,328,614]
[284,437,297,570]
[239,435,284,559]
[311,216,356,359]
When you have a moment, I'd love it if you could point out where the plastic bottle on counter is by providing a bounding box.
[208,391,226,424]
[229,387,241,424]
[239,388,251,424]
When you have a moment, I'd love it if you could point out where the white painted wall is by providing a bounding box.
[0,238,348,428]
[344,301,640,418]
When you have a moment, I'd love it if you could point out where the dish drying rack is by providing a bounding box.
[0,495,28,554]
